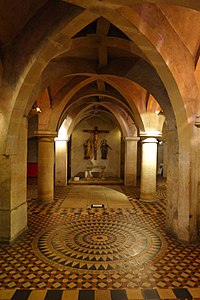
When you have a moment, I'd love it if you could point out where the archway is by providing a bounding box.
[0,2,199,243]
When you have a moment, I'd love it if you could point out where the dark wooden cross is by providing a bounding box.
[83,126,109,160]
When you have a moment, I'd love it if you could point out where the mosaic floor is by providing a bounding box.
[0,180,200,299]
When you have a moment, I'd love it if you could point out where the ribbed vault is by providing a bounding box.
[0,0,200,242]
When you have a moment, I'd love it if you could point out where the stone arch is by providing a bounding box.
[27,55,176,132]
[0,7,99,153]
[29,57,169,135]
[53,77,145,133]
[0,3,199,242]
[97,5,199,242]
[59,101,137,139]
[1,0,198,156]
[62,0,200,11]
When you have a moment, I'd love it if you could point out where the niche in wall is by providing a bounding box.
[71,115,121,178]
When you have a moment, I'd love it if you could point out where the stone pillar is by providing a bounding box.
[166,126,199,243]
[55,138,68,186]
[163,141,167,177]
[36,131,57,202]
[0,118,28,243]
[140,137,158,202]
[124,137,140,186]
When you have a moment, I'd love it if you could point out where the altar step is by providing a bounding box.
[68,177,123,185]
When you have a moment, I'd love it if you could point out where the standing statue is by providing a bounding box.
[83,126,109,160]
[93,127,99,160]
[84,139,92,159]
[100,139,112,159]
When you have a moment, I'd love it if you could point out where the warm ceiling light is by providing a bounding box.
[35,107,41,113]
[30,104,41,115]
[155,110,164,116]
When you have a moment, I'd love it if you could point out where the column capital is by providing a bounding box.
[55,137,69,142]
[34,130,57,142]
[124,136,140,142]
[141,137,158,144]
[140,130,162,139]
[34,130,57,138]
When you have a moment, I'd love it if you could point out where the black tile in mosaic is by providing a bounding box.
[142,288,161,299]
[44,290,63,300]
[110,289,128,300]
[11,290,31,300]
[0,183,199,292]
[78,290,94,300]
[173,288,192,300]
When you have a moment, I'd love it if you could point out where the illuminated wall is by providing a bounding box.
[71,116,121,178]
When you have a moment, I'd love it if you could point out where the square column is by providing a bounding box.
[124,137,140,186]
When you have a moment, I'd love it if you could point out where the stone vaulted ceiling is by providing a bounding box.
[0,0,200,139]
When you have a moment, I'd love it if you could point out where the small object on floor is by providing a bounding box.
[91,204,104,208]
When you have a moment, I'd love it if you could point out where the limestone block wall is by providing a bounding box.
[0,118,28,242]
[27,116,38,176]
[71,117,121,178]
[157,142,164,175]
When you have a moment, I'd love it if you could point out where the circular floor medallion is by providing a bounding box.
[33,215,167,273]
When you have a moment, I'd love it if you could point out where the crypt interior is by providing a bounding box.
[0,1,200,299]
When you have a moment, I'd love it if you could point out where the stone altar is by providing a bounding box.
[85,165,106,179]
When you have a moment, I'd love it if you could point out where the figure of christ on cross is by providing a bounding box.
[83,126,109,160]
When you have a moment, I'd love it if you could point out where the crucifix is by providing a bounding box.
[83,126,109,160]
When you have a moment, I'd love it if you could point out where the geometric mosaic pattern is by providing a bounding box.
[0,180,200,295]
[33,215,167,273]
[0,287,200,299]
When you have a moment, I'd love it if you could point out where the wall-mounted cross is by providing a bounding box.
[83,126,109,160]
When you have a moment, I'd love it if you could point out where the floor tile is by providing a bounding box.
[110,289,128,300]
[126,289,144,300]
[95,290,111,300]
[27,290,47,300]
[0,180,199,297]
[188,287,200,299]
[11,290,31,300]
[0,289,16,300]
[141,288,161,299]
[44,290,63,300]
[172,288,192,299]
[78,290,94,300]
[157,288,177,299]
[61,198,87,208]
[61,290,79,300]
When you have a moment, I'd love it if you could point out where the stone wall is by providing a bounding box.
[71,116,121,178]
